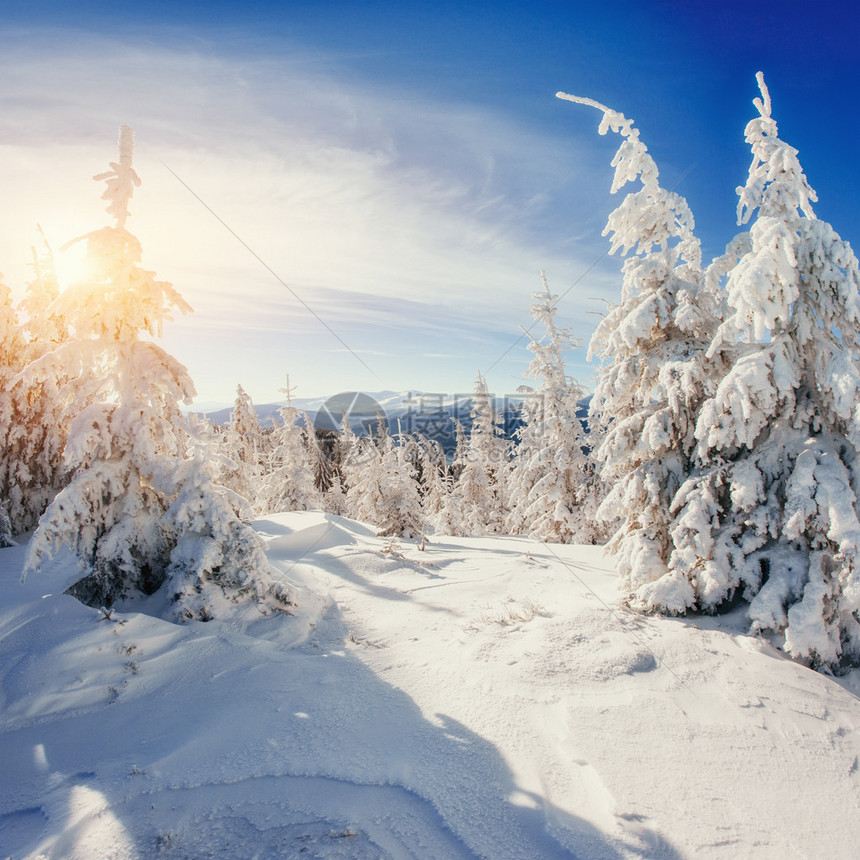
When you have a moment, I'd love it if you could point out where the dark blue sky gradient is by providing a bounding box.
[4,0,858,260]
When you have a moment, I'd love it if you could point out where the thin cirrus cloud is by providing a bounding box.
[0,30,619,403]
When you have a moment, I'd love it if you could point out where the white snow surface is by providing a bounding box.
[2,511,860,859]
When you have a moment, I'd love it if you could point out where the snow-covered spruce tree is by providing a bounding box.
[345,432,382,524]
[323,473,349,516]
[219,384,265,513]
[506,272,593,543]
[669,74,860,668]
[448,373,510,535]
[0,500,12,548]
[317,413,351,515]
[0,274,29,532]
[19,231,68,353]
[378,431,426,538]
[0,274,25,393]
[429,418,468,535]
[309,428,335,494]
[162,427,294,621]
[22,126,294,619]
[259,402,321,514]
[556,91,723,594]
[417,435,456,533]
[450,416,468,483]
[346,416,426,537]
[330,411,359,515]
[334,411,389,520]
[3,238,75,533]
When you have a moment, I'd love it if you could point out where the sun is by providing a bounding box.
[52,237,89,291]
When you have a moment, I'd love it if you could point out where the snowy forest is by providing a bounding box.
[3,72,860,674]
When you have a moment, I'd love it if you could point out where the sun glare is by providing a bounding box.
[53,240,89,291]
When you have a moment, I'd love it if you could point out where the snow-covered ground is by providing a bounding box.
[2,511,860,859]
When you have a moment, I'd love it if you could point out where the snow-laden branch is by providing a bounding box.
[92,125,141,229]
[753,70,771,119]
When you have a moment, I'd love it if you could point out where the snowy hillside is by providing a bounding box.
[2,511,859,859]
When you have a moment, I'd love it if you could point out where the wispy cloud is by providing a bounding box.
[0,29,620,401]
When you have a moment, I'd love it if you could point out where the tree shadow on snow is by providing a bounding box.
[0,598,684,859]
[290,544,462,619]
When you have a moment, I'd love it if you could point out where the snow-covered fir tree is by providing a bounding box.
[0,275,23,371]
[308,429,335,495]
[3,238,74,533]
[448,373,510,535]
[0,500,13,548]
[506,272,594,543]
[430,418,468,535]
[22,126,294,620]
[417,435,456,533]
[219,384,266,513]
[450,416,468,484]
[557,91,723,593]
[346,416,425,538]
[0,274,29,532]
[345,432,383,524]
[667,74,860,668]
[379,430,426,538]
[19,231,68,353]
[323,474,349,516]
[162,427,294,621]
[331,412,360,516]
[259,399,321,514]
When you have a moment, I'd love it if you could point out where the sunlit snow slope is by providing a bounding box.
[2,511,860,858]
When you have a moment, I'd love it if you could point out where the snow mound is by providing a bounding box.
[254,511,375,558]
[3,514,860,858]
[537,612,658,683]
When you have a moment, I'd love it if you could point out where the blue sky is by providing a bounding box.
[1,1,858,406]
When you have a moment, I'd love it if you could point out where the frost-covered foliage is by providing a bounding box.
[331,413,359,511]
[432,418,468,534]
[3,238,73,533]
[450,416,468,482]
[321,414,364,516]
[344,435,380,523]
[259,405,321,514]
[377,432,426,538]
[0,275,29,529]
[19,232,68,353]
[323,474,349,516]
[557,92,723,592]
[662,74,860,669]
[0,500,13,548]
[22,126,294,620]
[346,418,426,538]
[418,436,457,534]
[219,384,266,513]
[507,273,594,543]
[310,430,335,495]
[163,432,294,622]
[448,374,510,535]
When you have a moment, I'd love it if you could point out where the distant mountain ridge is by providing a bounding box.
[202,390,591,457]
